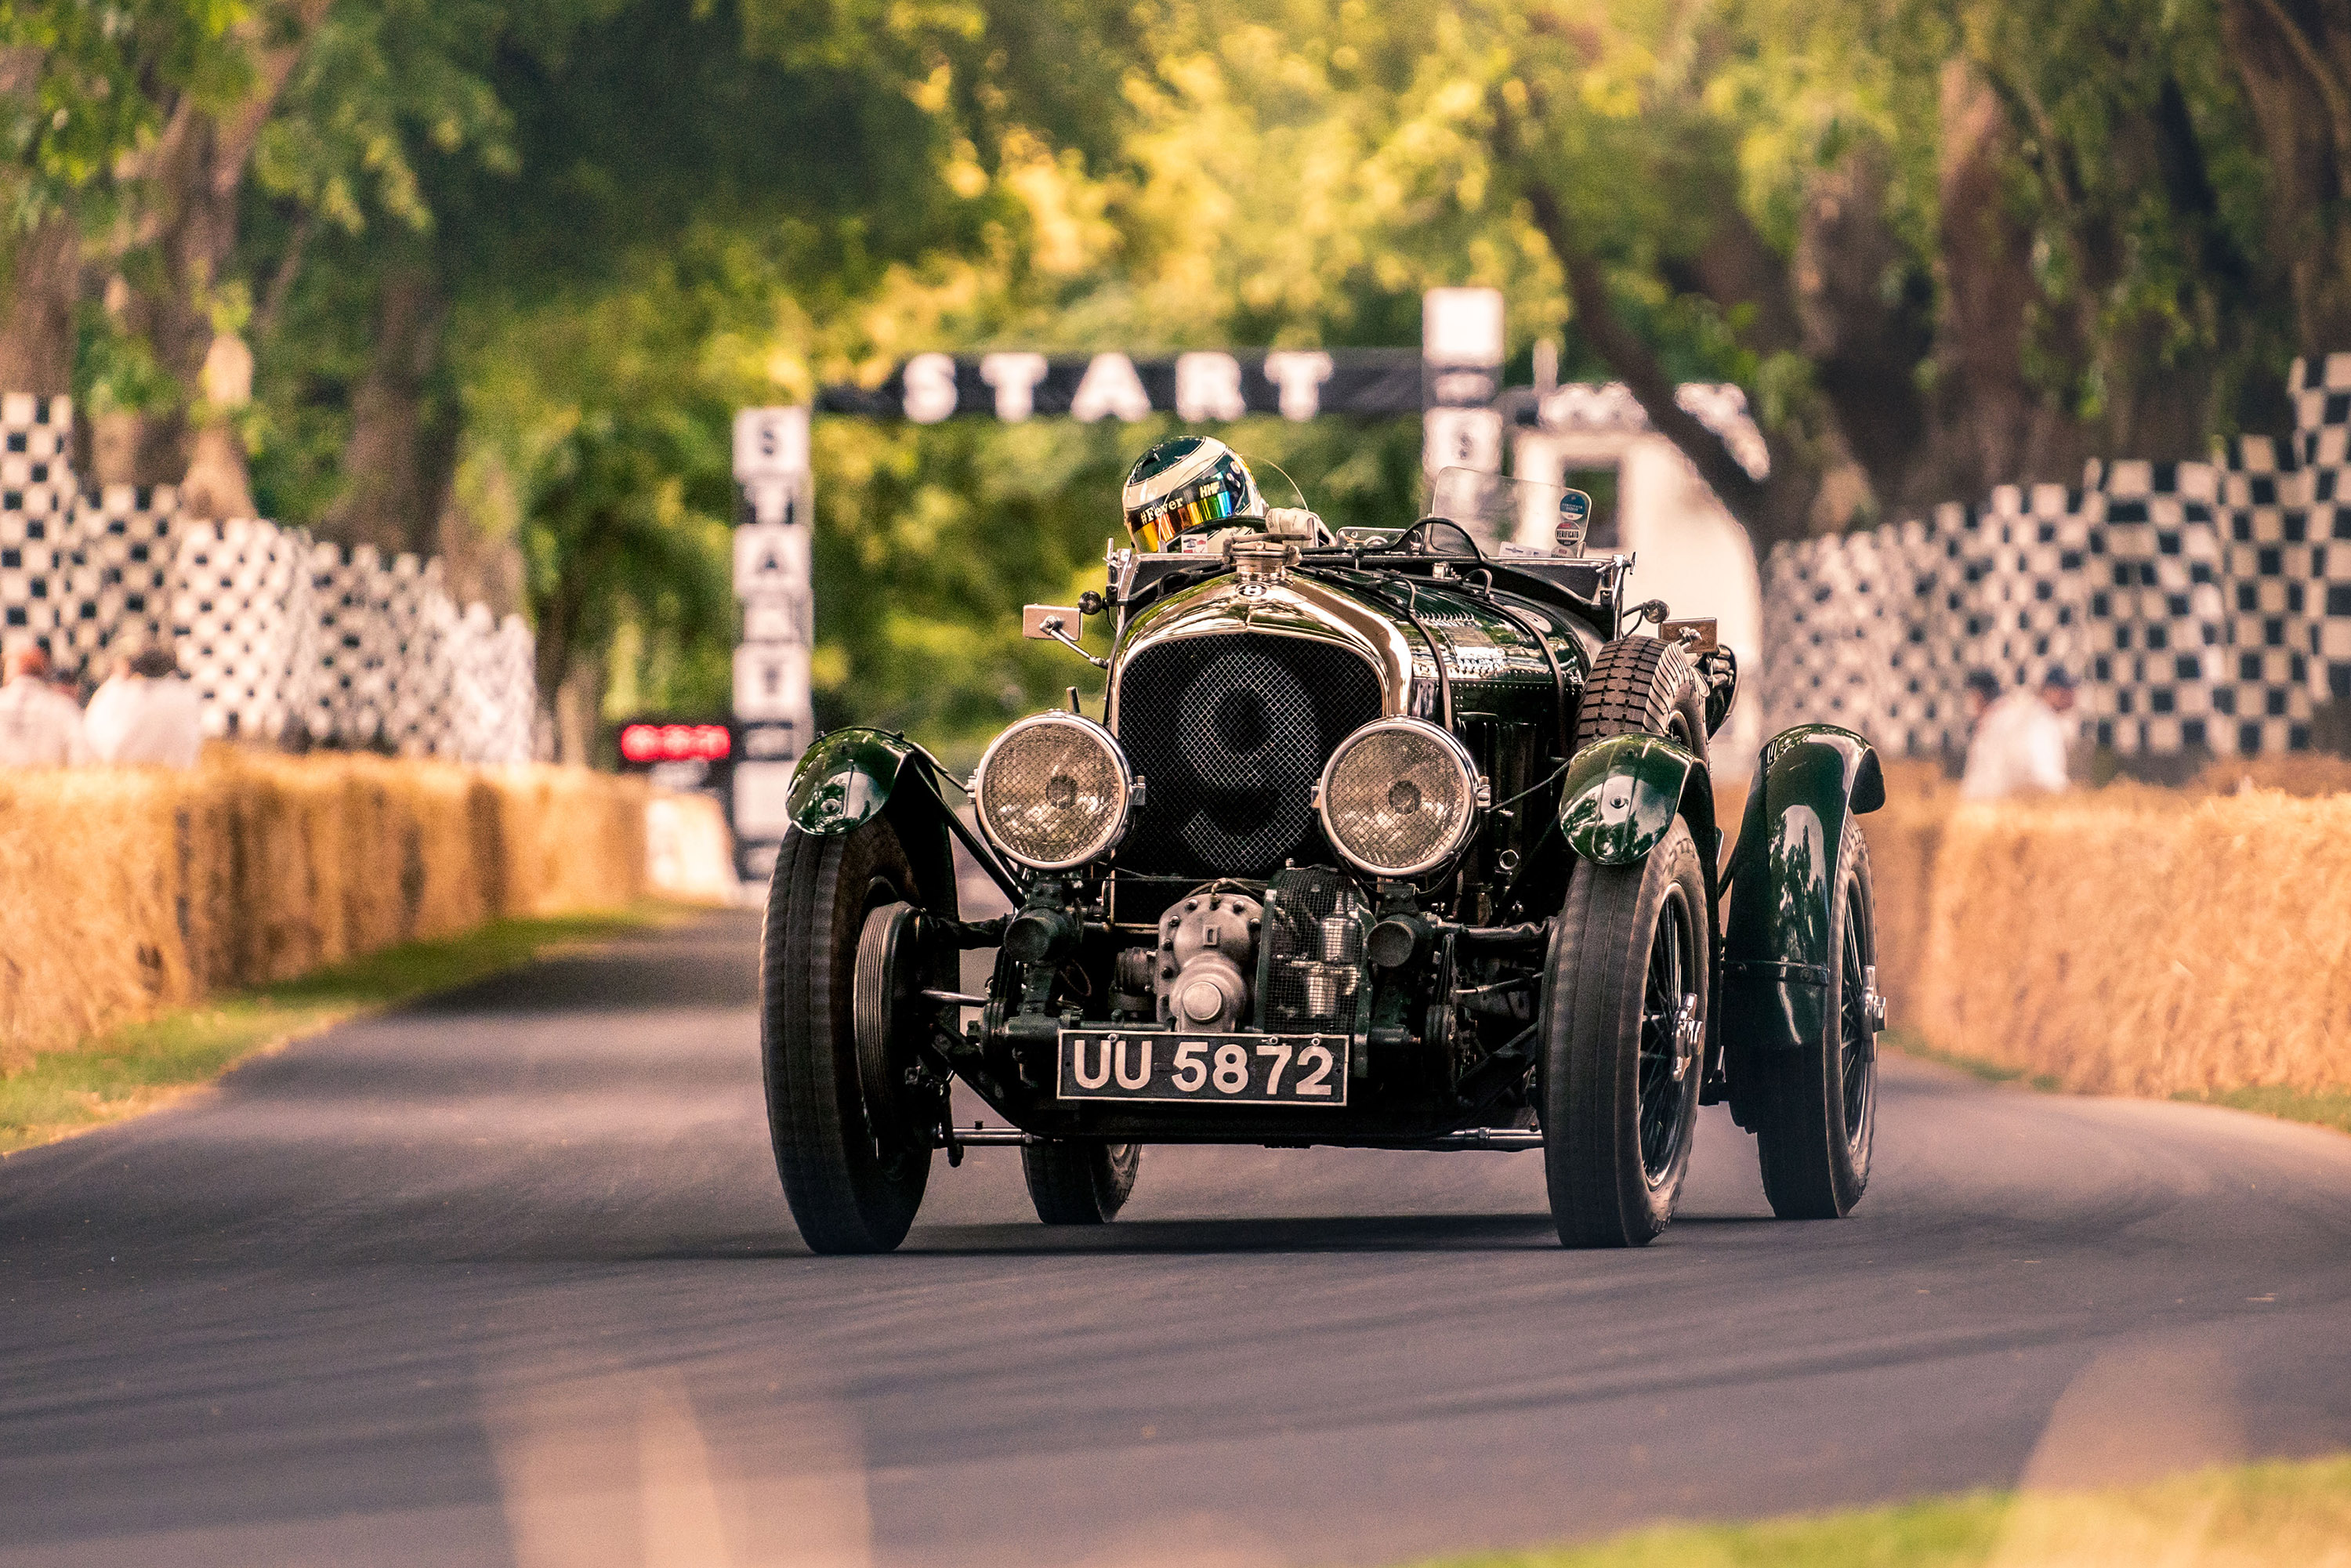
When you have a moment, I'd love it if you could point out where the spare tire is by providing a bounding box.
[1574,636,1710,772]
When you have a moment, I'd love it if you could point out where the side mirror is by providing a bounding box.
[1556,489,1592,556]
[1023,604,1082,640]
[1023,604,1108,669]
[1660,617,1718,653]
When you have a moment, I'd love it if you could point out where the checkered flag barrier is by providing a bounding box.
[1759,354,2351,759]
[1,389,538,762]
[172,516,318,741]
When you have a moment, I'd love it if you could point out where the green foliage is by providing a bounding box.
[13,0,2331,743]
[0,0,254,225]
[520,403,734,716]
[1403,1454,2351,1568]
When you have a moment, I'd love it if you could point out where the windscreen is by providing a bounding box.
[1425,467,1585,556]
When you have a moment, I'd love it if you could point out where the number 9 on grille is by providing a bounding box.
[1317,718,1483,878]
[973,712,1136,871]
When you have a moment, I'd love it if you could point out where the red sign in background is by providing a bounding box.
[618,722,733,764]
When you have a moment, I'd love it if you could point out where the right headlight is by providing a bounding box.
[1317,718,1483,878]
[973,711,1134,871]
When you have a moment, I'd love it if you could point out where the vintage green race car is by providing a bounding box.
[761,471,1886,1252]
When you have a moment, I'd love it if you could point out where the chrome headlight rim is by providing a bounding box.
[973,710,1136,872]
[1316,716,1483,879]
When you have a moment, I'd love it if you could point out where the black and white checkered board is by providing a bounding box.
[1,388,538,762]
[1762,354,2351,759]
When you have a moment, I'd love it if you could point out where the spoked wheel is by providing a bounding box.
[1750,824,1879,1219]
[762,817,948,1254]
[1022,1139,1142,1225]
[1541,817,1708,1248]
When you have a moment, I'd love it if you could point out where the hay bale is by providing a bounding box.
[1918,791,2351,1095]
[0,752,648,1071]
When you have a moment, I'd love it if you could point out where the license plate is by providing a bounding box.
[1056,1030,1349,1106]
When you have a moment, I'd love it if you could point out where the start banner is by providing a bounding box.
[816,349,1423,425]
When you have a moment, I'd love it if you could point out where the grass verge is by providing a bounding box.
[0,904,683,1156]
[1886,1029,2065,1094]
[1887,1030,2351,1139]
[1408,1452,2351,1567]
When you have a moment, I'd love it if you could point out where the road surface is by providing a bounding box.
[2,907,2348,1566]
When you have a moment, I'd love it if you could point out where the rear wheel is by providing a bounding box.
[1022,1140,1143,1224]
[1576,636,1710,766]
[1540,818,1708,1248]
[1748,824,1878,1219]
[762,818,940,1254]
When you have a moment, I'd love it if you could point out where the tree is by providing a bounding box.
[520,407,729,763]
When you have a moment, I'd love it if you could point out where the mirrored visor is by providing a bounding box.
[1132,473,1250,552]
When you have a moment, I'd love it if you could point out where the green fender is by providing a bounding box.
[1719,725,1885,1057]
[785,727,922,836]
[1559,733,1719,868]
[780,727,960,911]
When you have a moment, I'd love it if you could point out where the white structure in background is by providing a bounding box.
[1511,382,1772,781]
[0,393,537,763]
[730,405,817,881]
[1421,287,1506,479]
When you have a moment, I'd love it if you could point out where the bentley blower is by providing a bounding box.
[762,437,1887,1251]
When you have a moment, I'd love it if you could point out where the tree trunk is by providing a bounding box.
[324,268,458,556]
[0,214,81,399]
[1791,150,1936,516]
[1521,178,1816,552]
[1918,60,2117,499]
[2222,0,2351,352]
[109,0,329,488]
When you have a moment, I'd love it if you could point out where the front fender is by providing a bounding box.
[781,727,962,912]
[784,727,924,835]
[1559,733,1712,867]
[1720,725,1884,1056]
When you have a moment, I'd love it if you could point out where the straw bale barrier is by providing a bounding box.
[0,752,647,1071]
[1841,757,2351,1100]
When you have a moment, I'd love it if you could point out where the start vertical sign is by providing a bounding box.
[730,406,816,882]
[1421,286,1505,483]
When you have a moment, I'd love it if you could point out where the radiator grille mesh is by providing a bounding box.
[1114,632,1382,878]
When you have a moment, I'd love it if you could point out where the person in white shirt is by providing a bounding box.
[1960,668,2077,800]
[0,642,92,767]
[83,646,205,769]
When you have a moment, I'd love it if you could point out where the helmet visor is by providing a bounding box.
[1131,469,1252,552]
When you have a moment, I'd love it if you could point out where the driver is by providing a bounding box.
[1122,436,1322,552]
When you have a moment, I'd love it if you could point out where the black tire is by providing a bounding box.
[762,817,933,1254]
[1576,636,1710,770]
[1021,1140,1143,1225]
[1540,817,1708,1248]
[1748,824,1878,1219]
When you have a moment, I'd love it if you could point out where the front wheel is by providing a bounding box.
[1540,818,1708,1248]
[1748,824,1879,1219]
[1022,1140,1142,1225]
[762,818,938,1254]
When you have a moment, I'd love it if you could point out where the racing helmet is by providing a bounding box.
[1122,436,1265,552]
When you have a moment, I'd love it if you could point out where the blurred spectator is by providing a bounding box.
[85,646,205,769]
[1962,670,2002,732]
[1945,669,2006,779]
[1961,668,2077,800]
[0,642,92,767]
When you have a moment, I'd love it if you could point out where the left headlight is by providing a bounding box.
[973,712,1135,871]
[1317,718,1483,878]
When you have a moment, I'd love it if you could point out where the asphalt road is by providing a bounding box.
[2,907,2349,1568]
